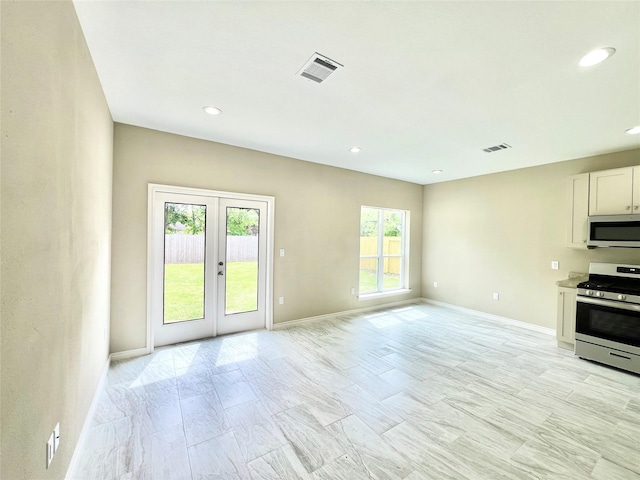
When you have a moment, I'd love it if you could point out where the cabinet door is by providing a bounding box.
[557,287,576,345]
[567,174,589,248]
[589,167,634,215]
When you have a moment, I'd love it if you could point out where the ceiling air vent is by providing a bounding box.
[297,53,343,83]
[483,143,512,153]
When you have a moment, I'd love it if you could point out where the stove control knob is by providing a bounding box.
[596,292,604,297]
[618,294,626,301]
[585,290,593,296]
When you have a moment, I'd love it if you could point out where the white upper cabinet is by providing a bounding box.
[567,173,589,248]
[589,167,637,215]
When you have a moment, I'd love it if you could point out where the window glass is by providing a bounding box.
[359,207,407,294]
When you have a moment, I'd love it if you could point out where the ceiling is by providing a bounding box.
[73,1,640,185]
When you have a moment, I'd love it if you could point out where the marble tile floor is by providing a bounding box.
[73,302,640,479]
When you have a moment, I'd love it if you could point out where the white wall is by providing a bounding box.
[110,124,423,353]
[1,2,113,478]
[422,148,640,329]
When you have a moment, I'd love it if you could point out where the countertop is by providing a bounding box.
[556,272,588,288]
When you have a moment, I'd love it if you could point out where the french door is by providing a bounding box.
[149,186,272,347]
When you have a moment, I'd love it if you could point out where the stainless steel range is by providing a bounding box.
[576,263,640,375]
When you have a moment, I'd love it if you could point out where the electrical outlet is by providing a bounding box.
[279,248,285,257]
[551,260,559,270]
[433,281,438,288]
[350,287,355,295]
[493,292,500,300]
[46,432,54,468]
[278,296,284,305]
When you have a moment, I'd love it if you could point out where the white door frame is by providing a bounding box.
[146,183,275,353]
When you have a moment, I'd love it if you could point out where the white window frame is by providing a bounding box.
[358,206,411,300]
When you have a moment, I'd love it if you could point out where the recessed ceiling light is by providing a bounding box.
[578,47,616,67]
[625,125,640,135]
[349,146,362,153]
[432,169,443,174]
[202,105,222,115]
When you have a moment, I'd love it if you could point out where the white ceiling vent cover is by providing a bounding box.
[483,143,512,153]
[297,53,343,83]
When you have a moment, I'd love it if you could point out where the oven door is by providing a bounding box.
[576,296,640,355]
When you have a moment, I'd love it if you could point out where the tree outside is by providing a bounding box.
[165,203,206,234]
[164,203,260,236]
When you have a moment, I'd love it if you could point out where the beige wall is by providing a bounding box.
[111,124,423,353]
[1,2,113,479]
[422,148,640,329]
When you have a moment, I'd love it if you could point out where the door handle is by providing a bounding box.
[218,271,224,276]
[577,296,640,312]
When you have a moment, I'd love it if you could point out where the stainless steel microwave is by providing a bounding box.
[587,214,640,248]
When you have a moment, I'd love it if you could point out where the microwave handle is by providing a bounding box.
[577,296,640,312]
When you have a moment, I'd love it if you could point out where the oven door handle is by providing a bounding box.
[577,296,640,312]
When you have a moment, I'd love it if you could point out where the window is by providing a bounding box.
[359,206,409,295]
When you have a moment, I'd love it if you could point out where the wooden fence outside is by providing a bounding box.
[165,234,401,273]
[360,237,402,274]
[164,234,258,263]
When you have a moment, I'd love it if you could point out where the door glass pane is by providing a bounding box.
[163,203,206,324]
[359,258,378,293]
[225,207,260,314]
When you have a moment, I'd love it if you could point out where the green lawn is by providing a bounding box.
[163,262,258,323]
[359,269,400,294]
[165,263,400,321]
[225,261,258,314]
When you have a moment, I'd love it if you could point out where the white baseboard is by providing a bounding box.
[65,356,110,480]
[271,297,555,336]
[109,346,151,362]
[421,298,556,336]
[271,297,426,330]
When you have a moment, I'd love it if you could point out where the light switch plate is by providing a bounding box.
[53,423,60,454]
[551,261,559,270]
